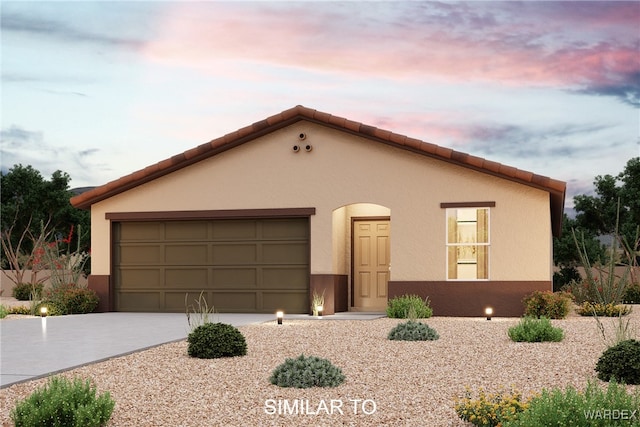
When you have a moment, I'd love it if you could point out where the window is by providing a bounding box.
[446,207,489,280]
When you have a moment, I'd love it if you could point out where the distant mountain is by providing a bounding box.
[70,187,95,195]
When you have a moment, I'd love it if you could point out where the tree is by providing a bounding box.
[1,165,90,269]
[574,157,640,251]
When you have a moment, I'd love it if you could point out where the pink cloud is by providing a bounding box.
[140,2,639,103]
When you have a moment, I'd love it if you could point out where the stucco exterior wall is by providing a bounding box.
[90,120,552,282]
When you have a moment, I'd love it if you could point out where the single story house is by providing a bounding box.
[71,105,566,317]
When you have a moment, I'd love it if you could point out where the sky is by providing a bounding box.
[1,1,639,212]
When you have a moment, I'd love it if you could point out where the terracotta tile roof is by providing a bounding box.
[71,105,566,236]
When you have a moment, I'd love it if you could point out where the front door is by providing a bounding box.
[353,219,390,310]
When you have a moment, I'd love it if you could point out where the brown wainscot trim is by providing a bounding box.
[440,201,496,208]
[388,280,551,317]
[310,274,348,315]
[88,275,112,312]
[106,207,316,221]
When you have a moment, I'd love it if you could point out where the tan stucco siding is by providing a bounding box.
[90,121,551,281]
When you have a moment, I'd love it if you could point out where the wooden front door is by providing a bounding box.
[353,219,390,310]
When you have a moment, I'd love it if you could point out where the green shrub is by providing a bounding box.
[187,322,247,359]
[522,290,572,319]
[454,387,529,427]
[0,304,8,319]
[508,317,564,342]
[12,283,44,301]
[595,339,640,385]
[623,283,640,304]
[386,294,433,318]
[44,284,99,315]
[387,320,439,341]
[10,376,115,427]
[503,380,640,427]
[269,354,345,388]
[576,301,631,317]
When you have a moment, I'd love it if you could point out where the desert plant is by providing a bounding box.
[269,354,345,388]
[522,290,572,319]
[571,202,631,306]
[553,266,582,292]
[594,307,637,348]
[454,386,529,427]
[386,294,433,319]
[595,339,640,385]
[503,380,640,427]
[185,291,215,332]
[10,376,115,427]
[8,305,31,315]
[311,289,325,316]
[576,301,631,317]
[507,317,564,342]
[12,282,44,301]
[387,320,439,341]
[187,322,247,359]
[0,304,8,319]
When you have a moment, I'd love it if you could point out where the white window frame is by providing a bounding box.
[445,207,491,281]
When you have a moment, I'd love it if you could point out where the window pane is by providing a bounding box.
[446,207,490,280]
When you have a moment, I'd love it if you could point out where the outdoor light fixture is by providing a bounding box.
[485,307,493,321]
[40,306,48,317]
[316,305,324,317]
[276,311,284,325]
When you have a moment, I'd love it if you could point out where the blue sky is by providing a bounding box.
[1,1,639,211]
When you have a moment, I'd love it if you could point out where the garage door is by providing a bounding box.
[113,218,309,313]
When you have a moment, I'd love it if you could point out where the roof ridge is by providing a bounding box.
[70,105,565,235]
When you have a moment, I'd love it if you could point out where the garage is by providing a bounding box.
[113,217,309,313]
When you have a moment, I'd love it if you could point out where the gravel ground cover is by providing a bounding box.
[1,307,639,426]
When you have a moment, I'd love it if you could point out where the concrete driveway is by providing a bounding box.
[0,312,274,388]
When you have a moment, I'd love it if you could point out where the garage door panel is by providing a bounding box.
[118,269,161,289]
[166,291,214,312]
[262,219,308,239]
[119,246,162,264]
[212,244,257,264]
[118,292,161,311]
[263,291,308,312]
[119,223,164,241]
[165,268,208,288]
[165,244,208,265]
[212,220,257,240]
[262,243,308,263]
[165,222,208,240]
[262,268,308,289]
[213,292,258,311]
[211,268,257,288]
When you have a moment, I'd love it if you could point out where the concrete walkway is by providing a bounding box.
[0,311,384,388]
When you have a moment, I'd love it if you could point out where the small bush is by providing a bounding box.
[595,339,640,385]
[12,283,44,301]
[10,376,115,427]
[269,354,345,388]
[8,305,31,315]
[386,294,433,318]
[508,317,564,342]
[388,320,439,341]
[187,322,247,359]
[44,284,99,315]
[0,305,8,319]
[503,380,640,427]
[454,386,529,427]
[576,301,631,317]
[522,290,572,319]
[553,266,581,292]
[623,283,640,304]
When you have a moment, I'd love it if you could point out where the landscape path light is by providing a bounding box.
[485,306,493,321]
[276,311,284,325]
[40,306,48,317]
[316,305,323,317]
